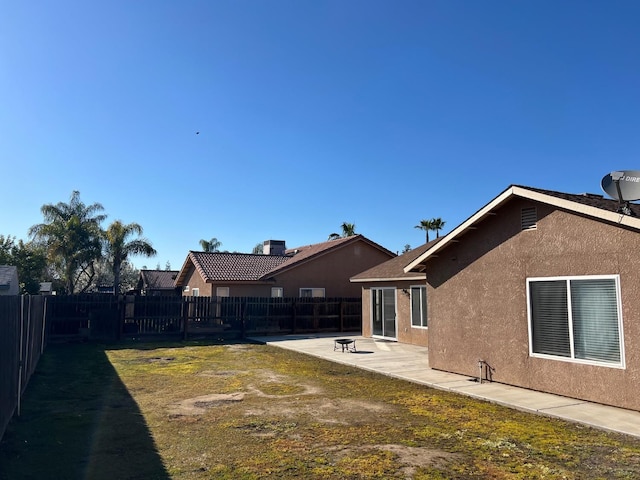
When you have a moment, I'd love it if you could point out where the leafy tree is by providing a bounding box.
[415,219,434,242]
[12,240,48,294]
[28,191,106,294]
[0,235,47,294]
[165,261,171,271]
[104,220,156,295]
[328,222,357,240]
[252,243,264,254]
[199,237,222,252]
[92,259,140,294]
[0,235,14,264]
[402,244,412,254]
[431,217,446,238]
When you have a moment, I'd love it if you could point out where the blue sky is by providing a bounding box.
[2,1,640,270]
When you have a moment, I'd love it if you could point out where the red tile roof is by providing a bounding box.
[266,234,395,277]
[175,235,395,285]
[186,251,291,282]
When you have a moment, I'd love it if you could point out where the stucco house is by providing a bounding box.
[175,235,396,298]
[400,184,640,411]
[0,266,19,296]
[137,270,181,296]
[350,240,443,346]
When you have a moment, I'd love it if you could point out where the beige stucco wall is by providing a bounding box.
[183,265,276,297]
[426,198,640,411]
[359,282,429,346]
[182,266,212,296]
[273,243,394,298]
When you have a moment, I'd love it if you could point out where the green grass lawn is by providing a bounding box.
[2,341,640,479]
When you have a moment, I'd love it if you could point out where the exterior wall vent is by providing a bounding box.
[521,207,537,231]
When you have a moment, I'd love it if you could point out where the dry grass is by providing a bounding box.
[2,340,640,479]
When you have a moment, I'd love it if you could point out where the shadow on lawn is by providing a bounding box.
[0,343,170,480]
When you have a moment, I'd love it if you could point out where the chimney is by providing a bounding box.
[263,240,286,255]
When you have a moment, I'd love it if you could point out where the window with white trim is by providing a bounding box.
[192,288,199,297]
[271,287,283,298]
[410,286,427,327]
[300,288,325,298]
[527,275,624,367]
[216,287,229,297]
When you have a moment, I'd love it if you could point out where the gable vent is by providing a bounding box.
[521,207,537,231]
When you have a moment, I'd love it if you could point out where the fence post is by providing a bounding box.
[182,297,189,340]
[17,296,25,417]
[339,299,345,332]
[41,296,48,354]
[117,296,124,341]
[291,299,297,334]
[240,299,246,339]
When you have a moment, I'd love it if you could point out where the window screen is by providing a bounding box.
[528,276,622,366]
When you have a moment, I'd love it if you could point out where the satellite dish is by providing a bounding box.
[601,170,640,202]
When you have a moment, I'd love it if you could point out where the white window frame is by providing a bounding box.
[191,287,199,297]
[410,285,428,328]
[271,287,283,298]
[526,274,625,369]
[299,287,325,298]
[216,286,230,297]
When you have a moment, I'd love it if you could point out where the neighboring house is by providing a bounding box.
[0,266,19,295]
[174,235,396,298]
[39,282,53,295]
[401,184,640,412]
[350,240,442,346]
[137,270,181,296]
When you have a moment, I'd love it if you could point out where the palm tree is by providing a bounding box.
[328,222,357,240]
[415,219,434,242]
[199,237,222,252]
[29,191,106,294]
[431,217,446,238]
[104,220,157,295]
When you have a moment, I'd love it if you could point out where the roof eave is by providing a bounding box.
[350,275,426,283]
[404,185,640,273]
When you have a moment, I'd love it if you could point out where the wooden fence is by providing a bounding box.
[47,295,362,341]
[0,296,47,442]
[1,294,361,442]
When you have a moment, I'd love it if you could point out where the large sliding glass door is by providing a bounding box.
[371,288,397,339]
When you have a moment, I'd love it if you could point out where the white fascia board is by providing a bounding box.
[350,275,426,283]
[404,185,640,273]
[512,186,640,229]
[404,187,515,272]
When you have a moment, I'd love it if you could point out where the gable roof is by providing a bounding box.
[351,239,443,282]
[175,235,396,286]
[139,270,180,290]
[405,184,640,273]
[175,251,291,285]
[264,234,396,278]
[0,265,18,291]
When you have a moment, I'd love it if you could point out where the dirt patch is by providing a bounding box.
[197,370,240,377]
[244,397,392,425]
[329,444,462,477]
[168,393,245,417]
[146,357,175,363]
[376,444,462,476]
